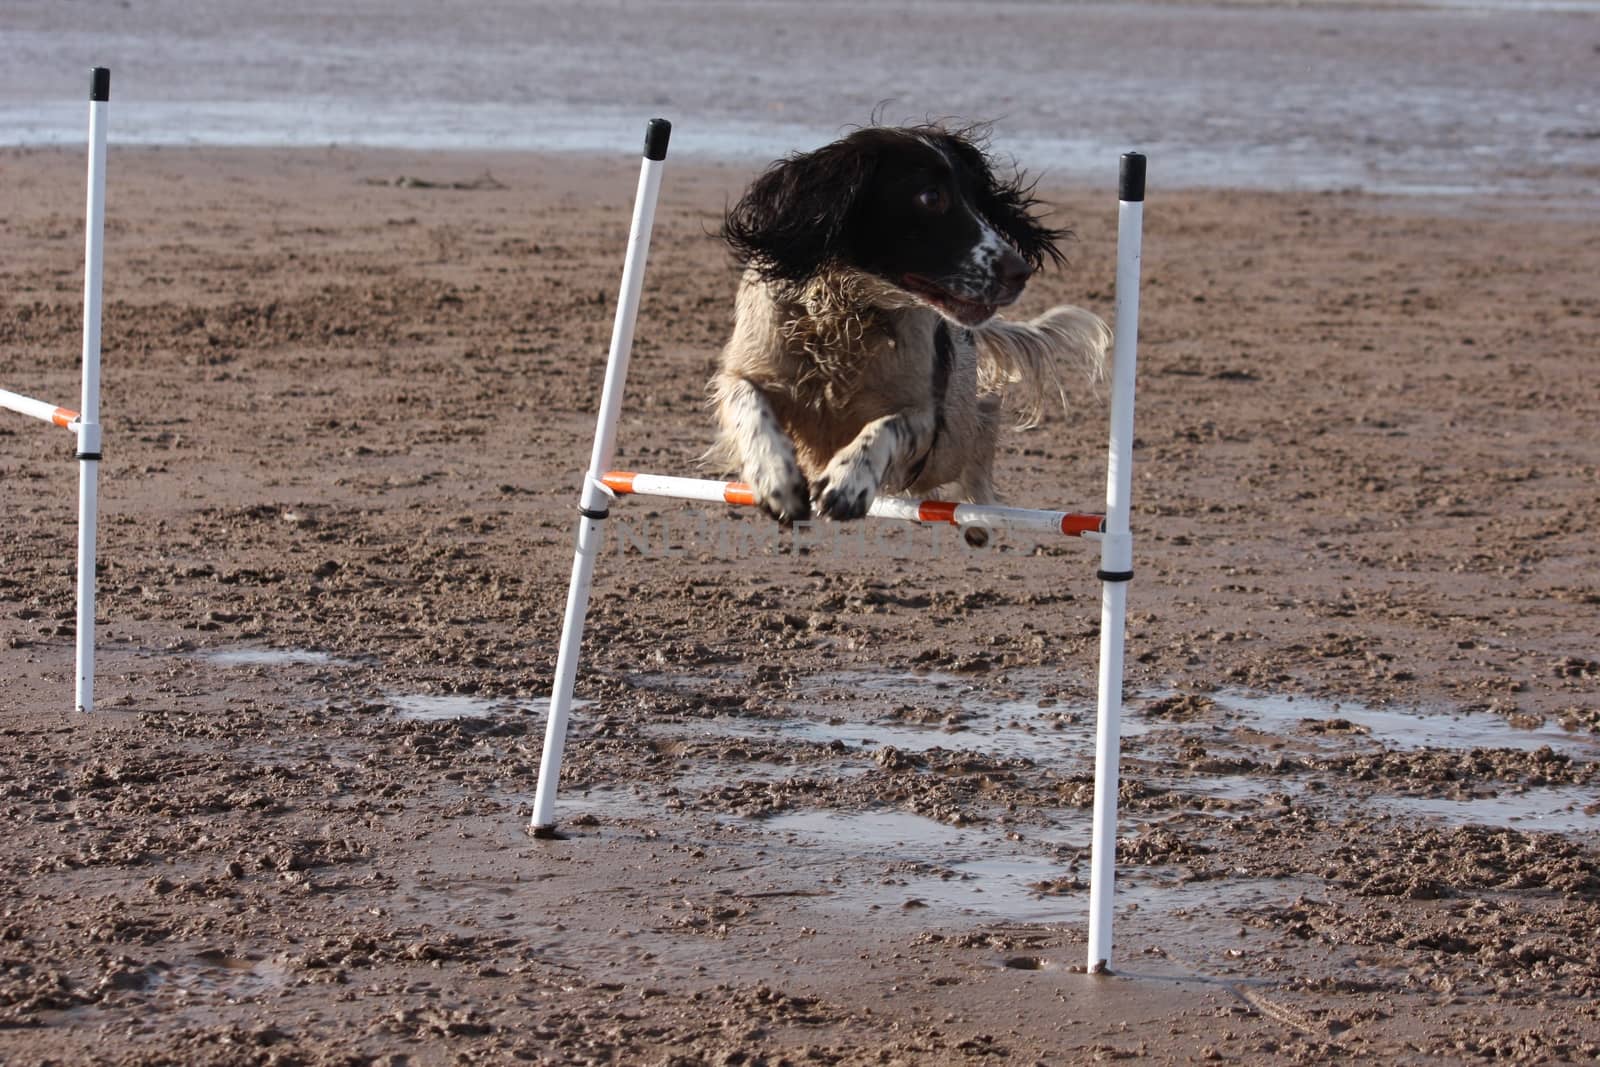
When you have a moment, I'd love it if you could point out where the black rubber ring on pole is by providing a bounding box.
[77,452,103,462]
[1119,153,1146,203]
[530,825,566,840]
[1097,569,1134,583]
[90,68,110,102]
[644,118,671,161]
[578,505,610,520]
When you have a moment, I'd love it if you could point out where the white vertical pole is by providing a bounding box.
[1086,152,1145,973]
[530,119,671,836]
[74,68,110,715]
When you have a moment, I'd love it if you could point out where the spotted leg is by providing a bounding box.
[813,409,938,521]
[713,373,810,524]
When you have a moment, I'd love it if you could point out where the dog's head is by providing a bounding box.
[722,125,1067,327]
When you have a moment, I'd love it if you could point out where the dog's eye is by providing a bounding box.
[915,186,950,215]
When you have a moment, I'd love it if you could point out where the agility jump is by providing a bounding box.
[529,120,1145,974]
[0,68,111,714]
[599,471,1108,539]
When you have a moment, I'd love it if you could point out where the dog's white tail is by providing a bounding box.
[974,304,1112,428]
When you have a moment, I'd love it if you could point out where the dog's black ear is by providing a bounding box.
[722,139,872,285]
[940,133,1069,271]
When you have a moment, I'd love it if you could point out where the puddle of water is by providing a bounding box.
[663,763,875,806]
[641,667,1598,763]
[179,951,289,1001]
[638,668,1600,840]
[202,647,354,668]
[655,713,1080,759]
[1212,691,1600,759]
[541,783,659,826]
[389,693,592,722]
[1159,773,1304,811]
[748,805,1316,926]
[635,667,1100,764]
[1167,771,1600,837]
[755,808,1089,922]
[1378,786,1600,836]
[102,952,289,1004]
[639,669,1600,792]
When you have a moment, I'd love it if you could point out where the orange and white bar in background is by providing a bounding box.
[0,388,78,429]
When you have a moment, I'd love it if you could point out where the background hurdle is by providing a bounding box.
[0,67,110,714]
[529,129,1146,973]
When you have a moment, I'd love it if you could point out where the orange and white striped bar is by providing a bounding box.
[0,389,79,430]
[600,471,1105,539]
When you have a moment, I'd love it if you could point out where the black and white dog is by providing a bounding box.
[707,124,1110,525]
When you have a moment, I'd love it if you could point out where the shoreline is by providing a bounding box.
[8,141,1597,219]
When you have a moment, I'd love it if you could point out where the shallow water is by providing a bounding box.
[189,647,1600,837]
[752,809,1088,927]
[636,666,1600,837]
[201,648,353,669]
[642,666,1600,762]
[81,951,290,1007]
[645,698,1090,761]
[1381,786,1600,835]
[388,693,589,722]
[1193,772,1600,835]
[1212,690,1599,758]
[6,0,1597,196]
[743,805,1321,926]
[200,646,1588,763]
[760,807,1086,922]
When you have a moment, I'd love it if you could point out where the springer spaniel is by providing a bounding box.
[707,124,1110,527]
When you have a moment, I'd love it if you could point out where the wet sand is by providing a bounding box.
[2,144,1599,1063]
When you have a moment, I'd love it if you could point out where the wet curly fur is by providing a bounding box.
[707,124,1111,525]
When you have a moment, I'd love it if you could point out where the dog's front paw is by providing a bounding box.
[813,455,878,521]
[748,460,811,525]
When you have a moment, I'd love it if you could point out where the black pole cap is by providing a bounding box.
[1120,152,1146,203]
[90,67,111,102]
[644,118,671,161]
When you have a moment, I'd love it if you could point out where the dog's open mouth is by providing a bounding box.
[900,274,1019,326]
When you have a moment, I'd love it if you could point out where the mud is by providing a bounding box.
[2,143,1598,1063]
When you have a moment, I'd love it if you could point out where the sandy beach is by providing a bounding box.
[0,136,1596,1063]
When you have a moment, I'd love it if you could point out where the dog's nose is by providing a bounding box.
[997,248,1032,292]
